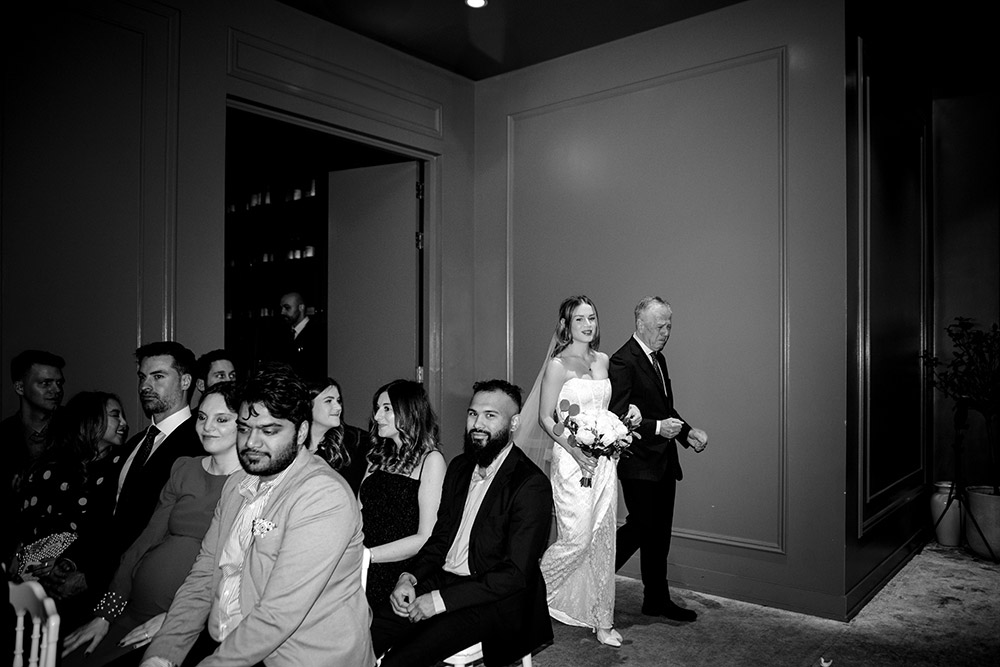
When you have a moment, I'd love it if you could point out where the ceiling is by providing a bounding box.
[279,0,746,81]
[278,0,994,97]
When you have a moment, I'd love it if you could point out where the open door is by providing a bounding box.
[327,162,423,427]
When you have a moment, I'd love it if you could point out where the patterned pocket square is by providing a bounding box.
[252,518,276,537]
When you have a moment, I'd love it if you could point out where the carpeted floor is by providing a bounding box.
[505,542,999,667]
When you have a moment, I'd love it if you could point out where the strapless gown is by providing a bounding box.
[540,377,617,630]
[360,469,420,608]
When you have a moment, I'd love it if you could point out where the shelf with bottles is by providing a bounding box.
[225,176,326,271]
[225,304,324,323]
[226,177,320,214]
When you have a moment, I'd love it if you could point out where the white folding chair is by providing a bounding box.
[9,580,60,667]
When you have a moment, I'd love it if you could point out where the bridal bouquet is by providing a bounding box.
[553,399,634,487]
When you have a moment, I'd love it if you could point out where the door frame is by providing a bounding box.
[225,98,441,408]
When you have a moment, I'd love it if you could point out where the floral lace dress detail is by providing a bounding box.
[540,377,617,630]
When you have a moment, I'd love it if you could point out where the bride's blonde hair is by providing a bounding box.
[552,295,601,357]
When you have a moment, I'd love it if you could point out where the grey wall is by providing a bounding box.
[2,4,182,420]
[474,0,852,617]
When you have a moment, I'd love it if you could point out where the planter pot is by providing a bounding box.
[929,481,963,546]
[965,486,1000,559]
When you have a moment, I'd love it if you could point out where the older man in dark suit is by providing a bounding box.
[371,379,553,667]
[609,296,708,622]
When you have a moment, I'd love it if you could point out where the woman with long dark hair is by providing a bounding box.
[307,378,368,495]
[13,391,128,608]
[359,379,446,608]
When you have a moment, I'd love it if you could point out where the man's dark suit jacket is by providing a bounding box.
[285,319,326,381]
[62,414,203,595]
[408,445,553,667]
[110,416,203,561]
[609,336,692,482]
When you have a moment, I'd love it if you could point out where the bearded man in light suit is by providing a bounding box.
[609,296,708,622]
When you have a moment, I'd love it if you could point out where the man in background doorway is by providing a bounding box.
[278,291,324,380]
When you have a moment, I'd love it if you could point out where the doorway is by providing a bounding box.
[225,104,426,426]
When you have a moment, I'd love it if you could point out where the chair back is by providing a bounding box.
[9,581,59,667]
[361,546,371,590]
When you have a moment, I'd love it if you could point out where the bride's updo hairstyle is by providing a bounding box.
[552,294,601,357]
[367,379,441,476]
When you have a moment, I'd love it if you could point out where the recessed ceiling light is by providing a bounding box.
[466,0,487,8]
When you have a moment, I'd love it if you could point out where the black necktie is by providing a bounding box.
[651,352,667,395]
[132,425,160,469]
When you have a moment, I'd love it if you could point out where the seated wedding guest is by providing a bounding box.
[370,380,553,667]
[109,342,203,571]
[13,392,128,626]
[190,349,237,406]
[360,380,446,609]
[307,377,369,495]
[62,382,242,667]
[58,342,203,626]
[138,364,374,667]
[2,349,66,491]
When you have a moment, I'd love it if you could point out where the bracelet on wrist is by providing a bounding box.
[94,591,128,621]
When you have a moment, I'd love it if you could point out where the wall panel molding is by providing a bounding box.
[506,49,788,554]
[83,1,180,346]
[852,38,930,536]
[228,30,443,139]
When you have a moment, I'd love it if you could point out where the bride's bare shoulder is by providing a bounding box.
[543,356,568,378]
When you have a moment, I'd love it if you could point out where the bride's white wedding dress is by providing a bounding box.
[540,377,617,631]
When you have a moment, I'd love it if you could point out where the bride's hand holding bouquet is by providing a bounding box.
[554,400,638,487]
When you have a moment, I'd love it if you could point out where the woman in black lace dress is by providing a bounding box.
[359,379,446,608]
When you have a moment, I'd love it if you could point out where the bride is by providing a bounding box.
[520,295,638,648]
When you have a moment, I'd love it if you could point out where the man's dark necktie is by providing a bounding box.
[132,424,160,469]
[651,352,668,395]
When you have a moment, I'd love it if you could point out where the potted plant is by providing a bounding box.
[922,317,1000,559]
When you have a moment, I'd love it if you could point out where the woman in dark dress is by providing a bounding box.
[61,382,241,667]
[307,378,369,495]
[12,391,128,623]
[360,379,446,608]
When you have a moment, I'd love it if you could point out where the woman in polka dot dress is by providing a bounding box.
[12,391,128,597]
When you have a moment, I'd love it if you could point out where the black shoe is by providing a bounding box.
[642,599,697,622]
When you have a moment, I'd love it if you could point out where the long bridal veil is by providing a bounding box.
[517,333,558,477]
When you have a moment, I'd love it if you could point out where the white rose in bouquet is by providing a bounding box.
[595,410,627,445]
[555,403,637,488]
[574,422,598,446]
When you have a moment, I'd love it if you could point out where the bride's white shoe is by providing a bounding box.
[595,627,622,647]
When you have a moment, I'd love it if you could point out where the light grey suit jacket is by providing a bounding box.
[144,447,374,666]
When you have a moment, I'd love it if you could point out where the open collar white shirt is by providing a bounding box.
[210,463,294,641]
[430,443,514,613]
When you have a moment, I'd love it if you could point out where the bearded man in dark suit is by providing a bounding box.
[609,296,708,622]
[371,379,553,667]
